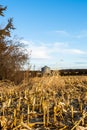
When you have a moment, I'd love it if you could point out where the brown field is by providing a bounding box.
[0,75,87,130]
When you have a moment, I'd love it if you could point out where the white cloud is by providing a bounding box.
[67,49,86,54]
[22,40,51,59]
[74,30,87,38]
[21,40,33,45]
[44,42,86,55]
[30,46,51,59]
[55,30,69,36]
[51,30,87,39]
[58,48,86,55]
[21,40,87,69]
[22,40,86,60]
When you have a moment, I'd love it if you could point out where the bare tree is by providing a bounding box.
[0,5,29,82]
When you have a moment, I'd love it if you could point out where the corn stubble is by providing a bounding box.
[0,75,87,129]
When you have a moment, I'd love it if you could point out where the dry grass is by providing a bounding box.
[0,75,87,129]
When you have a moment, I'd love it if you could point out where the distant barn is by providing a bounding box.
[41,66,51,75]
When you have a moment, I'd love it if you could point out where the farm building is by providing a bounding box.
[41,66,51,75]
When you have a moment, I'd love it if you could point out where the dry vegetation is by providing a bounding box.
[0,75,87,130]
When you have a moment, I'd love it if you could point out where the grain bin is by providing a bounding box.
[41,66,51,75]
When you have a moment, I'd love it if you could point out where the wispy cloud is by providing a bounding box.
[22,40,86,60]
[63,49,86,54]
[21,40,87,69]
[55,30,69,36]
[75,61,87,65]
[74,30,87,39]
[47,30,70,37]
[22,40,51,59]
[50,30,87,39]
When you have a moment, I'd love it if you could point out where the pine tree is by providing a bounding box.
[0,5,28,82]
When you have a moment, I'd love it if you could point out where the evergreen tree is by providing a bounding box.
[0,5,28,82]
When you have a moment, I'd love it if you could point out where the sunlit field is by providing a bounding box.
[0,75,87,130]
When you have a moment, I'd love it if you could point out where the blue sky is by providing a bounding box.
[1,0,87,70]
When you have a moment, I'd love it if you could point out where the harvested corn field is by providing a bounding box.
[0,76,87,130]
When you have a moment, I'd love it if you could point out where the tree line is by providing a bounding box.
[0,5,29,83]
